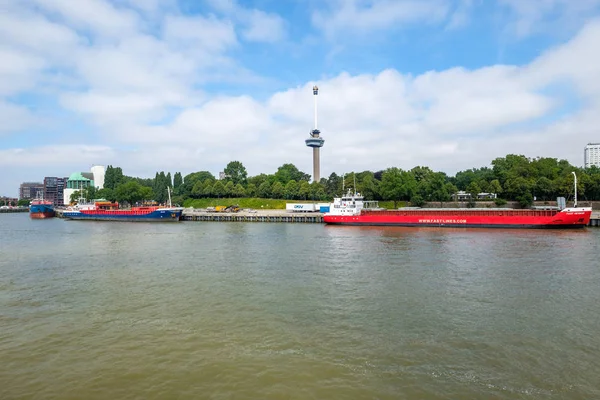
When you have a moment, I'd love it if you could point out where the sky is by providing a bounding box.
[2,0,600,196]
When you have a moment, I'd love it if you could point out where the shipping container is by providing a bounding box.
[285,203,316,212]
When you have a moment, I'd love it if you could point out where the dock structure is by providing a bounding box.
[182,209,323,223]
[590,211,600,227]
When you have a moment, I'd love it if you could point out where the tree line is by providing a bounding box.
[72,155,600,207]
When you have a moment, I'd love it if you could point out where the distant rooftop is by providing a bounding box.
[68,172,92,181]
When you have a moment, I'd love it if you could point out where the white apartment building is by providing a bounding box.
[584,143,600,168]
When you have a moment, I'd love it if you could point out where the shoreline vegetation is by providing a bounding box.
[47,155,600,210]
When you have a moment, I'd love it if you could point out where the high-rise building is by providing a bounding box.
[44,177,67,206]
[19,182,44,200]
[584,143,600,168]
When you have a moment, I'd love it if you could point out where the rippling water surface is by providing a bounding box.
[1,213,600,399]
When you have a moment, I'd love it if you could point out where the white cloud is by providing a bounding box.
[30,0,140,39]
[445,0,474,30]
[0,101,36,134]
[162,14,238,52]
[499,0,600,37]
[312,0,450,37]
[242,9,287,43]
[205,0,287,42]
[0,145,116,167]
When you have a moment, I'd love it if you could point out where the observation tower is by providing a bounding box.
[305,85,325,182]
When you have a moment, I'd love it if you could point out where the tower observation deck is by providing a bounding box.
[305,85,324,182]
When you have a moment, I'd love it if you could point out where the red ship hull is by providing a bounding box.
[324,208,592,229]
[30,211,55,219]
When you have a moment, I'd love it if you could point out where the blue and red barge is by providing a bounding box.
[63,201,183,222]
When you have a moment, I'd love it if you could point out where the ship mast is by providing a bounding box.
[167,186,172,208]
[572,171,577,208]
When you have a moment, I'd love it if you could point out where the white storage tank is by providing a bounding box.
[91,165,105,189]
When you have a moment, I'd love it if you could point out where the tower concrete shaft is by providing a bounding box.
[313,147,320,183]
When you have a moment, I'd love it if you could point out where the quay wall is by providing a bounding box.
[0,208,28,213]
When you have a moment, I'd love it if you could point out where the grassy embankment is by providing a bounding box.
[183,198,400,210]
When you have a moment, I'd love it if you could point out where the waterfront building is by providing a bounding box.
[63,165,106,205]
[19,182,44,200]
[452,191,498,201]
[1,196,19,206]
[584,143,600,168]
[44,177,68,207]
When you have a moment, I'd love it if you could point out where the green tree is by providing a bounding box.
[257,181,271,198]
[359,173,379,200]
[234,184,246,197]
[104,165,125,190]
[410,166,434,183]
[489,180,502,196]
[246,183,257,197]
[81,185,97,202]
[173,172,183,194]
[310,181,326,200]
[17,199,30,207]
[224,161,248,185]
[224,181,235,197]
[380,167,417,208]
[202,180,214,197]
[153,172,168,203]
[97,188,116,202]
[284,180,299,199]
[466,181,481,199]
[274,163,310,184]
[180,171,215,198]
[534,177,553,201]
[504,176,532,201]
[212,181,225,198]
[248,173,273,188]
[271,181,284,199]
[325,172,342,197]
[70,190,81,203]
[411,194,425,207]
[191,181,204,198]
[298,181,311,200]
[114,181,147,205]
[139,186,153,202]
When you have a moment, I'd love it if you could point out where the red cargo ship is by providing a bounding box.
[324,190,592,229]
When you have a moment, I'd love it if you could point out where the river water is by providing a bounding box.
[1,213,599,399]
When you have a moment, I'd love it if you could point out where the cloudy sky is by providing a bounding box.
[2,0,600,196]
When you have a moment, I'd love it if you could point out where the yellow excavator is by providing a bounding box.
[215,205,240,213]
